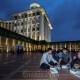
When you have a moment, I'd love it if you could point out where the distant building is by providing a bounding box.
[0,20,14,31]
[0,3,52,42]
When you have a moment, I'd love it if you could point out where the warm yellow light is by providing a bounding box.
[27,11,33,14]
[49,23,53,29]
[30,3,40,8]
[18,14,21,16]
[42,12,45,15]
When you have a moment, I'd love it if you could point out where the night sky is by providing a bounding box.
[0,0,80,42]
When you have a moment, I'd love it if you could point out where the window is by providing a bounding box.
[32,20,35,24]
[14,16,17,20]
[12,22,14,26]
[28,26,31,32]
[29,14,31,17]
[3,23,4,28]
[28,29,31,32]
[0,22,1,27]
[32,36,35,39]
[21,22,23,25]
[33,25,35,27]
[18,16,20,19]
[32,32,35,39]
[21,30,23,33]
[33,13,35,16]
[36,36,39,41]
[32,32,35,35]
[37,12,40,15]
[37,32,39,35]
[25,14,27,18]
[15,23,17,26]
[36,27,39,31]
[25,21,27,25]
[24,28,27,32]
[18,23,20,26]
[28,21,31,24]
[6,23,8,27]
[37,24,39,27]
[22,14,24,18]
[32,28,35,31]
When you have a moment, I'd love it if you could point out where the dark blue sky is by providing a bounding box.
[0,0,80,42]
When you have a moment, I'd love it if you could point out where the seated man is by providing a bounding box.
[55,51,62,61]
[71,51,80,69]
[59,48,72,65]
[40,48,58,69]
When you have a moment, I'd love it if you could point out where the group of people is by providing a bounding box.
[40,48,80,69]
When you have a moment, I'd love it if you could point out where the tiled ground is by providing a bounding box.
[0,52,80,80]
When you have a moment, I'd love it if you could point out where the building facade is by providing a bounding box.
[0,25,80,52]
[0,20,14,31]
[0,3,52,42]
[11,3,52,42]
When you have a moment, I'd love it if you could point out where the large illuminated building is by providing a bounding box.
[0,3,80,52]
[12,3,52,42]
[0,3,52,42]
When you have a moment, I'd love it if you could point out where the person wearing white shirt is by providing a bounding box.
[40,48,58,69]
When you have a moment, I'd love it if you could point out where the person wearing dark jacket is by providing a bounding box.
[59,48,72,65]
[71,51,80,69]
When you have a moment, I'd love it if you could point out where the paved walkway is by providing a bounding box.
[0,52,80,80]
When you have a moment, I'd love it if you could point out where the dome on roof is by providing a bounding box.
[30,3,40,9]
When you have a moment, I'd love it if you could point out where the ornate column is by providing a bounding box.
[6,38,9,52]
[22,42,25,51]
[12,39,15,51]
[65,43,67,48]
[18,40,20,44]
[70,43,71,51]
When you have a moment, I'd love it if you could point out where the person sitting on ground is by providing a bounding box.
[71,50,77,60]
[71,51,80,69]
[55,50,62,61]
[59,48,72,65]
[40,48,58,69]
